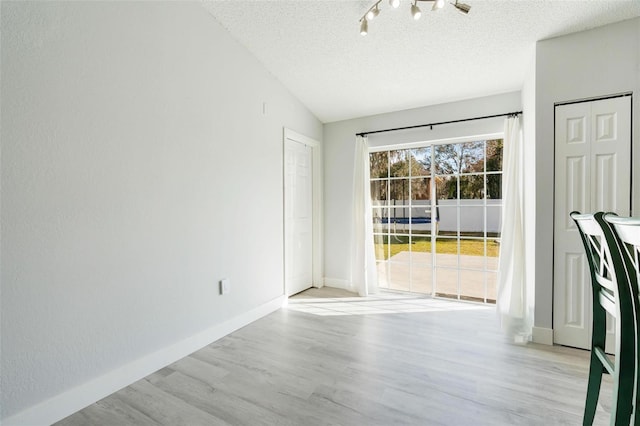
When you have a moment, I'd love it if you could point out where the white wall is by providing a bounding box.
[534,17,640,333]
[0,2,322,423]
[323,92,521,290]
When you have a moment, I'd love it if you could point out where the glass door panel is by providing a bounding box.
[459,237,486,269]
[369,138,502,304]
[485,271,498,302]
[411,262,432,294]
[435,268,459,299]
[370,151,389,178]
[460,270,485,302]
[411,236,433,265]
[389,261,410,292]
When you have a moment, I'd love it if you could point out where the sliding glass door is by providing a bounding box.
[370,138,502,303]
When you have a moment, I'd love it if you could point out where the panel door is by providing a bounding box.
[553,96,631,350]
[284,139,313,296]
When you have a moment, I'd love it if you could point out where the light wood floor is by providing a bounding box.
[56,289,612,425]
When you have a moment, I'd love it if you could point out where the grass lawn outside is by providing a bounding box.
[375,235,500,260]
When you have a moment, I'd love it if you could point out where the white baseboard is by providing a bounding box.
[323,277,351,290]
[532,326,554,345]
[3,296,286,426]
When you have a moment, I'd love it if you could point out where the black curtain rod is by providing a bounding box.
[355,111,523,137]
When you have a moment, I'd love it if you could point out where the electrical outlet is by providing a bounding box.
[220,279,230,295]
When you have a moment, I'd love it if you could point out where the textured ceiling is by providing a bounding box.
[203,1,640,123]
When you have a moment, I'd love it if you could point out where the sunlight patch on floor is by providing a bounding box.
[286,290,493,316]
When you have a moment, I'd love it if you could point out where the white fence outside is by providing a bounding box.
[373,199,502,234]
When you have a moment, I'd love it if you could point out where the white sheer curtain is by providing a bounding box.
[497,116,532,342]
[349,135,378,296]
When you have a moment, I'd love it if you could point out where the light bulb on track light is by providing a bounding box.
[360,19,368,35]
[411,2,421,20]
[367,5,380,20]
[432,0,444,10]
[389,0,400,8]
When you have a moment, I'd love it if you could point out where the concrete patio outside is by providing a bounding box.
[376,251,498,302]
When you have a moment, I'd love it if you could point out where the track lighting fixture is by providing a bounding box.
[362,0,382,23]
[360,19,368,36]
[411,1,421,20]
[359,0,470,35]
[453,0,471,14]
[367,4,380,20]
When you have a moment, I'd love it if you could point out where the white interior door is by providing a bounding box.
[553,96,631,350]
[284,139,313,296]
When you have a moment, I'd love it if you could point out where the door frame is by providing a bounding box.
[368,132,504,301]
[283,128,323,295]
